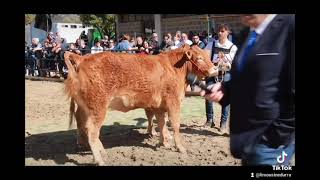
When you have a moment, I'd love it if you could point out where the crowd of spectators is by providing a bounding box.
[25,29,235,78]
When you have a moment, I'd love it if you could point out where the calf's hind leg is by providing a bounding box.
[84,100,108,165]
[75,107,89,150]
[167,104,186,153]
[145,109,157,136]
[154,111,170,148]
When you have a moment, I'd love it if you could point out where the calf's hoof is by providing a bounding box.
[160,141,170,148]
[93,160,105,166]
[148,130,157,137]
[177,146,187,154]
[98,161,105,166]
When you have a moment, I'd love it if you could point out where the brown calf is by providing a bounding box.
[64,44,217,165]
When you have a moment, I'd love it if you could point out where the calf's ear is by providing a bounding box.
[185,50,192,60]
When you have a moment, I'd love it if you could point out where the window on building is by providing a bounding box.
[62,25,68,28]
[71,25,77,28]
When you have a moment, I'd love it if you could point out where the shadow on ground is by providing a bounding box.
[25,124,151,165]
[25,120,227,165]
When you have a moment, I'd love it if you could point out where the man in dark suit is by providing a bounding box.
[200,14,295,165]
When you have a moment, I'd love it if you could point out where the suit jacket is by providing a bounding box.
[220,14,295,158]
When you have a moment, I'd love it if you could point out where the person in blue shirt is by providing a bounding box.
[114,34,134,52]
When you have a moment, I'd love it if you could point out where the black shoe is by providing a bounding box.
[210,122,216,128]
[204,121,212,127]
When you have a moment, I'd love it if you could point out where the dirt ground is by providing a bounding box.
[25,79,241,166]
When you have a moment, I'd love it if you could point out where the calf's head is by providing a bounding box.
[183,45,219,79]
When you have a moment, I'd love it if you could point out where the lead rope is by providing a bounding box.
[215,63,225,83]
[215,53,231,83]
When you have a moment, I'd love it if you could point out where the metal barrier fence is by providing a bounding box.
[24,49,146,79]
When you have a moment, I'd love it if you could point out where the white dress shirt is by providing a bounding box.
[253,14,277,36]
[237,14,277,62]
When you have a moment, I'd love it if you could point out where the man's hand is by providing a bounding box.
[200,82,224,102]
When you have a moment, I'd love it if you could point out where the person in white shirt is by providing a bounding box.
[91,40,104,54]
[171,33,181,50]
[203,24,238,134]
[177,33,193,47]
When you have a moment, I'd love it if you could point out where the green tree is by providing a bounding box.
[62,16,82,23]
[25,14,36,25]
[79,14,116,38]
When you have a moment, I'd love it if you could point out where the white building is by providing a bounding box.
[25,22,93,45]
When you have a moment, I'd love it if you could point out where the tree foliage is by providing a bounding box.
[61,16,82,23]
[79,14,115,38]
[25,14,36,25]
[50,14,82,23]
